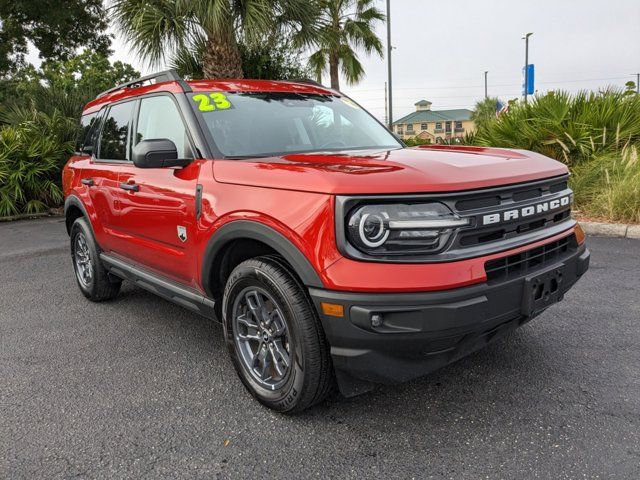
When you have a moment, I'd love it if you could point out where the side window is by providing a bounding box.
[98,101,135,161]
[75,112,97,154]
[135,96,192,158]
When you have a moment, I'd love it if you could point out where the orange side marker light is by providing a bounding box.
[321,302,345,317]
[575,222,586,245]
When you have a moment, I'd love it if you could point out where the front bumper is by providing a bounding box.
[309,242,590,396]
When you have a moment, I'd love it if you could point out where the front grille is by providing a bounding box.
[484,234,577,282]
[455,179,568,212]
[458,209,572,247]
[452,177,572,250]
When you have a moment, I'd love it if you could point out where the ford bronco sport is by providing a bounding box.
[63,70,590,412]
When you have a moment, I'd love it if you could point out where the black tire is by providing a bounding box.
[70,217,121,301]
[222,256,333,413]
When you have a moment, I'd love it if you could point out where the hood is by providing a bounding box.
[212,146,569,195]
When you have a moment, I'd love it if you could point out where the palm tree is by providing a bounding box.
[471,97,500,129]
[112,0,318,79]
[308,0,385,90]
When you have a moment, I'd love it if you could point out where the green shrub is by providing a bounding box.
[571,146,640,223]
[404,137,431,147]
[473,90,640,166]
[0,113,73,216]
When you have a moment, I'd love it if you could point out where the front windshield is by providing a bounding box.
[192,92,402,157]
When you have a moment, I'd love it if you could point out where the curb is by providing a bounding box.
[580,221,640,239]
[0,209,63,223]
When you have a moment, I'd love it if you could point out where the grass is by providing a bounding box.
[571,146,640,224]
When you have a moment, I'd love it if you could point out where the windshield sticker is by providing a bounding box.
[192,93,233,112]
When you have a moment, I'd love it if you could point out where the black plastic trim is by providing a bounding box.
[195,184,203,220]
[64,195,92,235]
[101,253,216,318]
[308,241,590,388]
[201,220,324,297]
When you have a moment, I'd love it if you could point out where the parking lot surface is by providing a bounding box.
[1,218,639,479]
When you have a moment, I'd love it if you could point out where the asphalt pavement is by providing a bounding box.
[1,217,639,479]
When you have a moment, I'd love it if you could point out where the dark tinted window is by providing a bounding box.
[99,101,134,160]
[75,112,98,154]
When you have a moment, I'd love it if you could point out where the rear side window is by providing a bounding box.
[135,95,192,158]
[98,101,135,161]
[75,112,99,154]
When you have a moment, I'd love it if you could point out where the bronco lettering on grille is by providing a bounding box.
[481,195,571,226]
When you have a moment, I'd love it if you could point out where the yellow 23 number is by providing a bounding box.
[192,92,232,112]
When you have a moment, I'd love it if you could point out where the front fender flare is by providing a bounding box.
[201,220,324,297]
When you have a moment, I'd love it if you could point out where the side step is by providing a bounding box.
[100,253,217,319]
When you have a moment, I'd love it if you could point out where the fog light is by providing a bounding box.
[371,314,383,327]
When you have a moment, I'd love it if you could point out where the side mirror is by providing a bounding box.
[132,139,191,169]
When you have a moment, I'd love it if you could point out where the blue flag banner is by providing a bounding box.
[522,64,535,95]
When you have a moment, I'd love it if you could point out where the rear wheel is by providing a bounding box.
[222,256,333,412]
[70,217,121,301]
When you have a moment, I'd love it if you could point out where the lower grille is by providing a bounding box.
[484,234,577,282]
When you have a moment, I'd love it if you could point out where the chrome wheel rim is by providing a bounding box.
[232,287,292,390]
[74,232,93,288]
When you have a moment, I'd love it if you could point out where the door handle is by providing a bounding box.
[81,178,94,186]
[119,182,139,192]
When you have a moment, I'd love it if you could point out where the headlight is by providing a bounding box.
[346,202,469,256]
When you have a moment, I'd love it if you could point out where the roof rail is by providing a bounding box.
[97,69,192,98]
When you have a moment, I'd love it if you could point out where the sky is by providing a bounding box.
[31,0,640,122]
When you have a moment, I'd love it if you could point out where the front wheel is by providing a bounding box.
[222,256,333,412]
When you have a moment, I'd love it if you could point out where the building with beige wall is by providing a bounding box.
[392,100,475,143]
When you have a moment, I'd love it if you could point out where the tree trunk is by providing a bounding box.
[202,34,243,79]
[329,50,340,90]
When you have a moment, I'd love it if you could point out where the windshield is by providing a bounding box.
[191,92,402,157]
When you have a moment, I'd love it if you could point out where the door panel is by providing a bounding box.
[109,94,202,285]
[114,162,202,285]
[82,162,122,251]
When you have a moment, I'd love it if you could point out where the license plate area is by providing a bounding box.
[521,264,565,316]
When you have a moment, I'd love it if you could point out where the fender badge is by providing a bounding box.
[177,226,187,242]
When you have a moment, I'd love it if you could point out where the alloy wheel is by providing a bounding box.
[74,232,93,288]
[232,287,292,390]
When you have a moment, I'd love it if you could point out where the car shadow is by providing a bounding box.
[115,280,568,428]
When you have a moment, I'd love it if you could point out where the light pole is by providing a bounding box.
[633,73,640,94]
[484,71,488,99]
[522,32,533,103]
[386,0,393,130]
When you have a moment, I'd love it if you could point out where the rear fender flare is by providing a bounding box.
[64,194,93,236]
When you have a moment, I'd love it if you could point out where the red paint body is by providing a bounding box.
[63,79,581,295]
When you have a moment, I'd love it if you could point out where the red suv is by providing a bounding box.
[63,70,590,412]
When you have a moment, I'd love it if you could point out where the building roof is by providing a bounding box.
[415,99,432,106]
[393,108,473,125]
